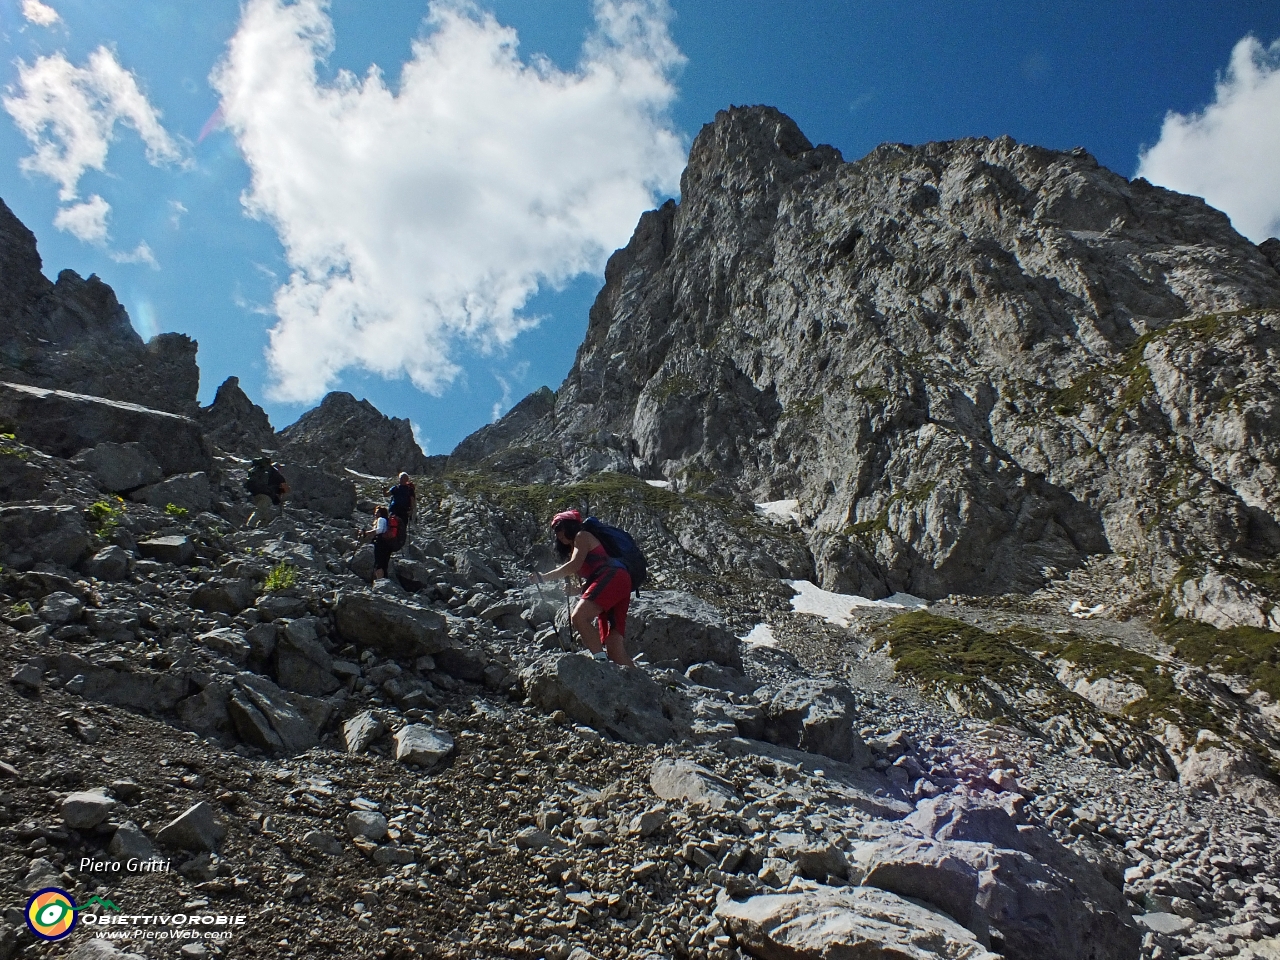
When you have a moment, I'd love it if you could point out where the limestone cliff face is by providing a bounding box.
[452,106,1280,602]
[0,198,200,416]
[199,376,277,456]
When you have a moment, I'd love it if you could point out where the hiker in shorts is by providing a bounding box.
[360,506,393,582]
[530,509,636,666]
[245,459,288,528]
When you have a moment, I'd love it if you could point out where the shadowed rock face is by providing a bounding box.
[278,391,429,478]
[0,198,200,416]
[452,105,1280,600]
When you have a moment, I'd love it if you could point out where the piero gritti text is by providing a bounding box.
[79,856,172,874]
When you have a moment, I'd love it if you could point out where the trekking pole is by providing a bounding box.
[561,582,575,653]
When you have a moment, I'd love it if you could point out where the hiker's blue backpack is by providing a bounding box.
[583,516,648,595]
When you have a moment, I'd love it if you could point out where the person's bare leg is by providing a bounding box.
[571,599,605,655]
[604,634,635,667]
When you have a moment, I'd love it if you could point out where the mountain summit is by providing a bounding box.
[454,105,1280,611]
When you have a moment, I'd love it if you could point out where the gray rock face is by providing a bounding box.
[108,822,157,863]
[0,381,212,476]
[198,376,276,456]
[0,197,199,416]
[278,391,429,476]
[715,887,1000,960]
[227,673,327,755]
[454,105,1280,608]
[72,442,163,492]
[0,503,91,569]
[523,654,692,744]
[274,618,340,696]
[626,591,744,670]
[189,579,257,615]
[343,711,385,754]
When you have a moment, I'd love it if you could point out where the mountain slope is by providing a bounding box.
[453,106,1280,610]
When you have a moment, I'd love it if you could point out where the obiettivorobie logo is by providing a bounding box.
[25,889,120,941]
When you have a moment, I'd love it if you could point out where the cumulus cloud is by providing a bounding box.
[1137,35,1280,242]
[52,194,109,242]
[21,0,61,26]
[212,0,686,403]
[2,46,183,241]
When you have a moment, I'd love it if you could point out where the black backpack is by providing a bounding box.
[245,458,274,496]
[582,516,648,595]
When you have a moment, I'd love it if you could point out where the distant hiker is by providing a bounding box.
[386,472,416,547]
[244,458,288,528]
[360,505,397,582]
[530,509,636,667]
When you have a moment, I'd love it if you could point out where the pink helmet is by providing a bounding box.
[551,509,582,530]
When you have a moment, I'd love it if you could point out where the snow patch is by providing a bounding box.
[645,479,671,489]
[785,579,929,627]
[344,468,386,481]
[741,623,776,647]
[756,499,802,523]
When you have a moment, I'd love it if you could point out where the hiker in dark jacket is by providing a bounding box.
[531,509,635,666]
[245,459,288,528]
[386,472,416,535]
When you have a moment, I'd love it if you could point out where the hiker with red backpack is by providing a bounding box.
[531,509,638,667]
[360,505,403,582]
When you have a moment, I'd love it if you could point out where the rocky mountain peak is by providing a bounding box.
[278,390,429,477]
[453,108,1280,612]
[199,375,277,456]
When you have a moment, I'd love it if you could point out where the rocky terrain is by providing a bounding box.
[0,105,1279,960]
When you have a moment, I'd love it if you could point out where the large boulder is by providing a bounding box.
[71,442,163,492]
[54,653,189,711]
[0,504,92,569]
[0,381,211,475]
[227,673,329,754]
[856,795,1141,960]
[626,591,744,671]
[334,593,451,660]
[760,678,869,766]
[189,578,257,615]
[277,391,430,475]
[715,887,999,960]
[128,472,213,514]
[274,618,340,696]
[649,759,740,810]
[275,461,357,519]
[522,653,692,744]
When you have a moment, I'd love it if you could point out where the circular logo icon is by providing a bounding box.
[26,888,78,941]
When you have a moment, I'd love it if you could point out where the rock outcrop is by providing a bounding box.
[199,376,276,456]
[454,106,1280,608]
[0,198,200,415]
[278,391,429,477]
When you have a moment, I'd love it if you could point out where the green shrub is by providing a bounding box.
[263,563,297,592]
[164,503,189,519]
[10,601,33,617]
[86,499,125,536]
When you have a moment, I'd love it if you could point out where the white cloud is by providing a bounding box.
[110,240,159,269]
[2,46,183,241]
[52,194,109,242]
[1137,35,1280,242]
[491,360,530,421]
[410,421,430,456]
[21,0,61,26]
[212,0,686,403]
[168,199,187,228]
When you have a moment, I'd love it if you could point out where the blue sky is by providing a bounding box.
[1,0,1278,454]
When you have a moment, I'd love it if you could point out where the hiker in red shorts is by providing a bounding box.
[530,509,636,666]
